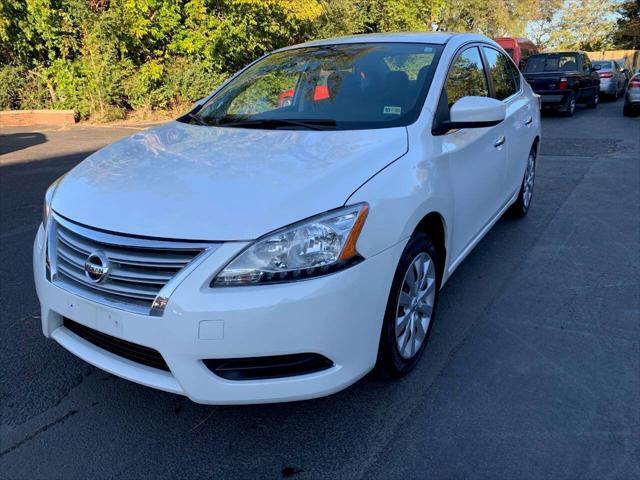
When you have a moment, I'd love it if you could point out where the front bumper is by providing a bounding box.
[34,224,404,404]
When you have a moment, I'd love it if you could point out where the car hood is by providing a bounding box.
[52,121,407,240]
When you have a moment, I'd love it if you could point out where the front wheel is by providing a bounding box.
[508,146,537,218]
[587,91,599,108]
[377,233,440,378]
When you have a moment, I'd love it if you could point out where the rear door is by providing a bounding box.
[437,46,507,261]
[482,46,531,198]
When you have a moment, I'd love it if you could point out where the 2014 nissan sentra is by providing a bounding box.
[34,32,541,404]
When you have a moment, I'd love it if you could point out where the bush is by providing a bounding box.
[124,58,226,113]
[0,65,27,110]
[161,57,227,107]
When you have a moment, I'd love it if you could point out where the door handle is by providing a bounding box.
[524,116,533,126]
[493,136,506,148]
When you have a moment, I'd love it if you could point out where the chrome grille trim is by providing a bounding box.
[47,213,220,316]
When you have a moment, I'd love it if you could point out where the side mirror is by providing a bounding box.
[434,96,506,135]
[592,65,601,71]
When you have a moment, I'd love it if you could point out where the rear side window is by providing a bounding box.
[524,55,579,73]
[482,47,518,100]
[445,47,488,107]
[506,57,521,90]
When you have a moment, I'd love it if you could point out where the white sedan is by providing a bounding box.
[34,32,541,404]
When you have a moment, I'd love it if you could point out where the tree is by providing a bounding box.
[612,0,640,48]
[434,0,561,37]
[534,0,618,51]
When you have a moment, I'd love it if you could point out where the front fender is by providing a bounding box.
[347,148,453,270]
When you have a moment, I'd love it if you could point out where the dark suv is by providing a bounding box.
[523,52,600,116]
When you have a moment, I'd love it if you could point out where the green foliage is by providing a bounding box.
[527,0,623,51]
[0,65,27,109]
[613,0,640,49]
[0,0,598,121]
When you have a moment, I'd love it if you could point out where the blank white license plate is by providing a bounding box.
[64,296,124,337]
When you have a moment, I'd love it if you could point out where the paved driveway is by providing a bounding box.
[1,101,638,479]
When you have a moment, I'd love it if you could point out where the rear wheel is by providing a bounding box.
[562,93,576,116]
[508,145,537,218]
[377,233,440,378]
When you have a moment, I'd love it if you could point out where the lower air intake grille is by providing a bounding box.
[203,353,333,381]
[64,318,170,372]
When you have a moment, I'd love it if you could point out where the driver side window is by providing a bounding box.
[445,47,489,107]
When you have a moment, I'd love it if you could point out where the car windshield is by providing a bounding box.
[187,43,444,130]
[524,54,579,73]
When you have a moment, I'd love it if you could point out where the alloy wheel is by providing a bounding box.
[395,252,437,359]
[523,150,536,208]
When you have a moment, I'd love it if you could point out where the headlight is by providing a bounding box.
[212,203,369,287]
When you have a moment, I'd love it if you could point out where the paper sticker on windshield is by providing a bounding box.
[383,106,402,115]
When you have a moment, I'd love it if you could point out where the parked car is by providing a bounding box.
[34,33,541,404]
[593,60,628,99]
[494,37,539,69]
[523,52,600,116]
[624,73,640,116]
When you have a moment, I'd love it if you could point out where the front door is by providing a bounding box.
[439,46,508,262]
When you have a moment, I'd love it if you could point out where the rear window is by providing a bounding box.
[593,60,611,69]
[524,54,579,73]
[504,48,515,60]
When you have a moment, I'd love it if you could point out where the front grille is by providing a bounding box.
[49,215,214,315]
[64,318,170,372]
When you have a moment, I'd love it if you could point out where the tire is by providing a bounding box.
[562,93,576,117]
[508,145,537,218]
[377,232,440,378]
[587,91,599,108]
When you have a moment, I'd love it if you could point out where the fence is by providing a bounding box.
[586,50,639,72]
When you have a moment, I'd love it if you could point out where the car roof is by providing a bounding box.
[275,32,489,52]
[531,51,584,56]
[495,37,532,43]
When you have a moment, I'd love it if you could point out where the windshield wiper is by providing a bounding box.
[184,112,210,126]
[213,118,337,130]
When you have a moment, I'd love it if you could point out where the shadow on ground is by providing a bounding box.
[0,132,48,156]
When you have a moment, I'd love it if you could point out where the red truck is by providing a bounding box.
[494,37,539,69]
